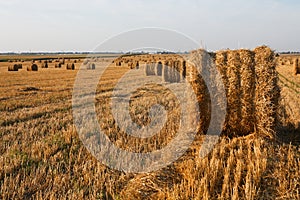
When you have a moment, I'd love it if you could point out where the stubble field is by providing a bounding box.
[0,54,299,199]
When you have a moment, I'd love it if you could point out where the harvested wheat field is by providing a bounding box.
[0,48,299,200]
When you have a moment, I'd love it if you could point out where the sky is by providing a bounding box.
[0,0,299,52]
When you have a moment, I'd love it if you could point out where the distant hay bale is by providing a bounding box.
[115,61,122,67]
[87,63,95,70]
[294,58,300,75]
[55,63,62,68]
[27,64,38,71]
[83,60,89,65]
[254,46,280,139]
[128,62,133,69]
[162,61,169,82]
[155,62,163,76]
[59,59,65,65]
[66,63,75,70]
[8,64,19,71]
[145,63,156,76]
[135,61,139,69]
[14,63,23,69]
[41,61,48,68]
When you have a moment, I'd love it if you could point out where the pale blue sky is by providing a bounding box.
[0,0,299,52]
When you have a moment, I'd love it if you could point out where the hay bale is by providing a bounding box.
[215,50,229,133]
[155,62,163,76]
[239,49,255,135]
[162,61,169,82]
[181,61,187,80]
[226,51,242,136]
[294,58,300,75]
[128,62,133,69]
[66,63,75,70]
[87,63,95,70]
[8,64,19,71]
[55,63,62,68]
[188,49,214,135]
[59,59,65,65]
[145,63,156,76]
[254,46,280,139]
[41,61,48,68]
[135,61,140,69]
[14,63,23,69]
[27,64,38,71]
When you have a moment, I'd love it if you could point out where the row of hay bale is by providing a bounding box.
[8,62,77,71]
[189,46,280,138]
[144,60,187,83]
[8,63,38,71]
[8,63,23,71]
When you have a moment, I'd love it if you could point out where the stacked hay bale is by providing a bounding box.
[27,64,38,71]
[294,58,300,75]
[189,46,279,138]
[254,46,280,138]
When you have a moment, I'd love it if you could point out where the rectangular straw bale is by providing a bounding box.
[239,49,255,134]
[254,46,280,139]
[226,51,242,136]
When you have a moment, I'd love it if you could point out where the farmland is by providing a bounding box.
[0,52,299,199]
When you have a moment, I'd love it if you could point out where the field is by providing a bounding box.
[0,54,299,199]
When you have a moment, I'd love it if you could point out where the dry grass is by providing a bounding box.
[0,54,299,199]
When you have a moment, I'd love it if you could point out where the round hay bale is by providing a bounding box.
[135,61,139,69]
[41,61,48,68]
[8,64,19,71]
[55,63,62,68]
[66,63,75,70]
[90,63,95,70]
[27,64,38,71]
[254,46,280,139]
